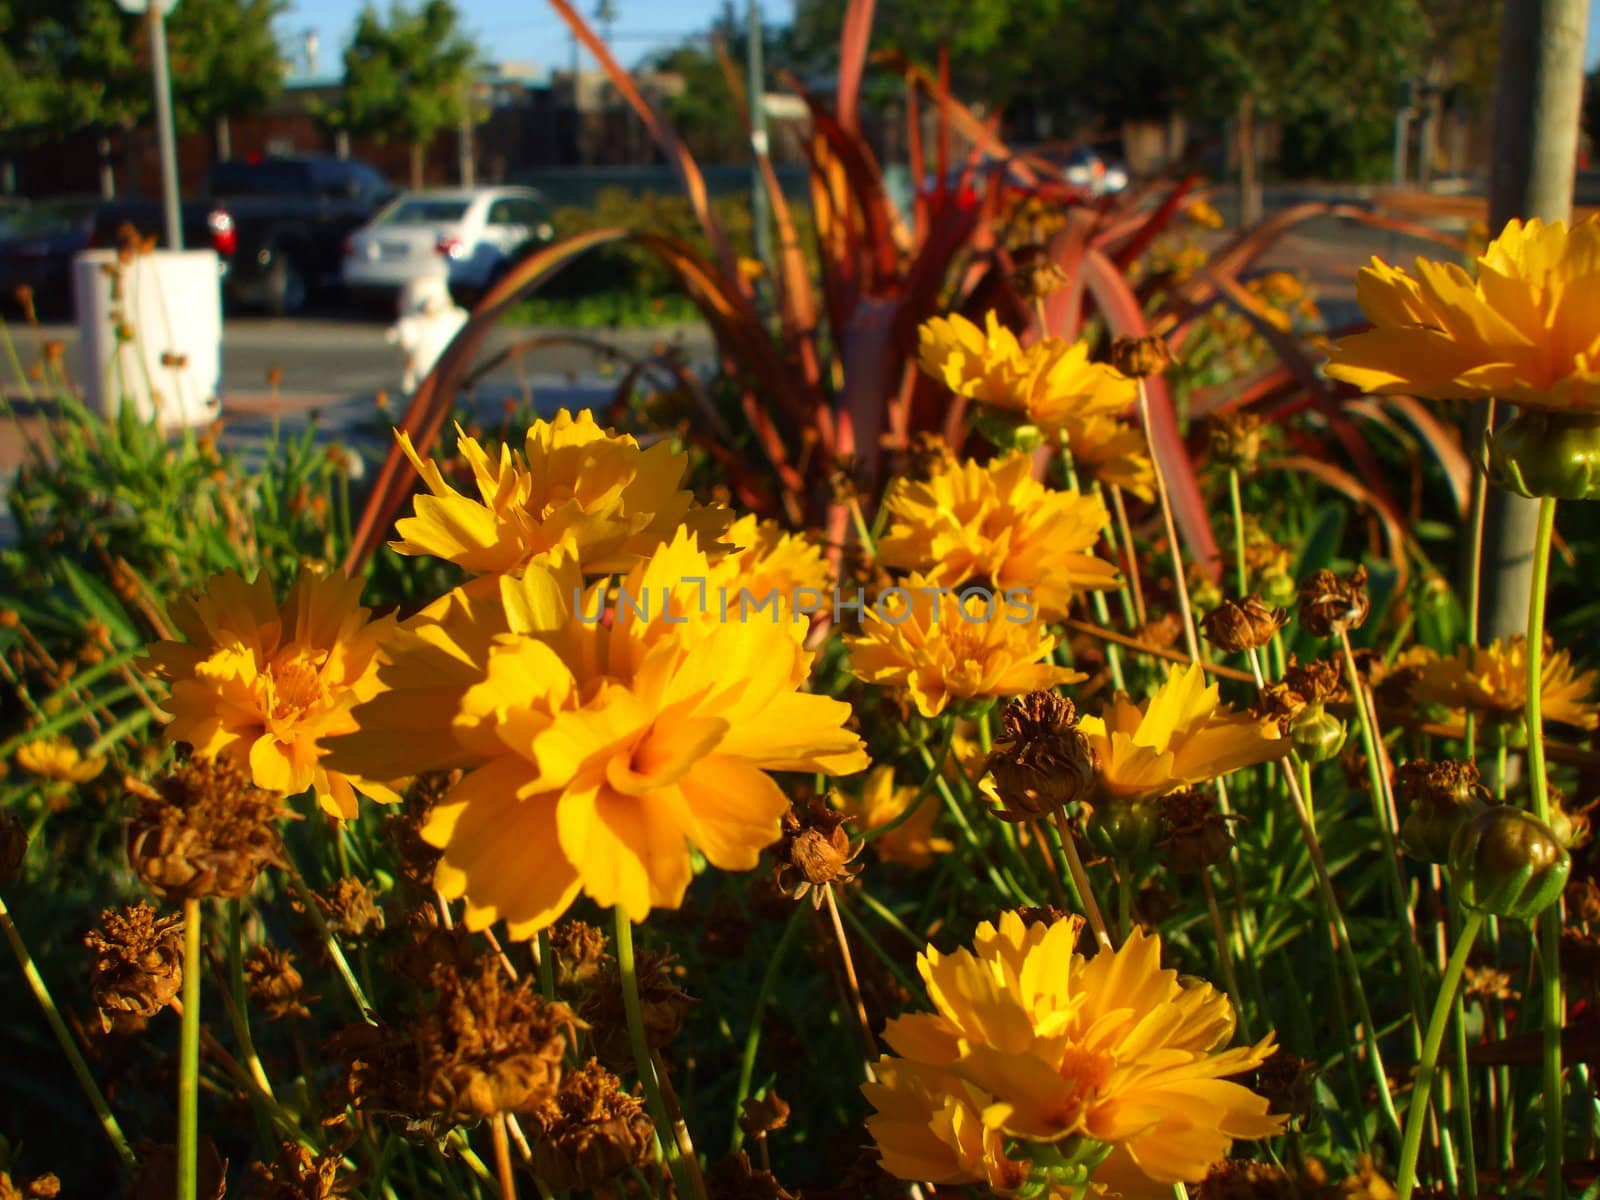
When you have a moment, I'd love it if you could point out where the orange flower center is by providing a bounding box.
[267,652,331,722]
[1040,1044,1114,1133]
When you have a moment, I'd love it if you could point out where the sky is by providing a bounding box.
[279,0,1600,81]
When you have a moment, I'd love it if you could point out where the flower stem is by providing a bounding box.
[178,898,203,1200]
[613,909,708,1200]
[1397,911,1485,1200]
[1109,484,1147,626]
[1134,377,1202,666]
[730,907,805,1153]
[1463,402,1493,760]
[823,884,880,1067]
[1052,809,1112,949]
[0,889,135,1168]
[1226,467,1249,596]
[1200,870,1251,1041]
[1526,493,1565,1200]
[492,1113,517,1200]
[283,853,373,1022]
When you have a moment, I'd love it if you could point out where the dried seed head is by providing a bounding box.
[391,773,454,889]
[1156,788,1239,875]
[1334,1155,1398,1200]
[1283,657,1344,706]
[1200,596,1287,654]
[245,947,311,1022]
[1109,335,1175,379]
[706,1150,798,1200]
[1010,243,1069,300]
[248,1141,353,1200]
[84,901,185,1034]
[126,756,288,900]
[737,1090,791,1137]
[907,431,956,481]
[773,796,863,905]
[1194,1159,1301,1199]
[548,920,610,992]
[1249,1049,1318,1127]
[1569,876,1600,925]
[580,952,693,1072]
[526,1058,655,1192]
[1395,759,1492,864]
[985,691,1097,822]
[319,877,385,940]
[1296,565,1370,638]
[1207,412,1266,474]
[1462,962,1519,1004]
[0,812,27,884]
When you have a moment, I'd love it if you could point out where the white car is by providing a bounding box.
[341,186,554,306]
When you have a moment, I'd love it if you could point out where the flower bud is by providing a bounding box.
[1085,796,1163,863]
[1259,566,1298,609]
[1396,760,1492,864]
[1482,408,1600,501]
[973,407,1046,454]
[1208,413,1264,473]
[1156,788,1237,875]
[1449,806,1572,920]
[1109,336,1174,379]
[1290,704,1347,764]
[985,692,1097,822]
[1010,243,1069,301]
[1202,596,1288,654]
[1297,565,1370,638]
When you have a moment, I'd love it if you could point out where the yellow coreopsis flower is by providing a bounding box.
[327,531,868,936]
[876,454,1121,619]
[1080,661,1288,801]
[141,568,401,820]
[14,736,106,783]
[835,766,954,869]
[1411,636,1599,730]
[1325,217,1600,411]
[391,409,732,577]
[865,910,1283,1197]
[917,312,1135,434]
[710,513,832,613]
[1062,414,1156,501]
[846,576,1086,719]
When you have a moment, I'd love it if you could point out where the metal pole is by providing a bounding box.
[148,3,183,250]
[747,0,772,268]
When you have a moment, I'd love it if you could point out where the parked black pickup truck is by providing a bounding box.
[91,155,394,316]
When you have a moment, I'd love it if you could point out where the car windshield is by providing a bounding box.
[208,162,314,196]
[373,199,472,226]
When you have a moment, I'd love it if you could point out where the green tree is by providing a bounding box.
[334,0,478,187]
[167,0,290,157]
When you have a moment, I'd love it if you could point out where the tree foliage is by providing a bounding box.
[332,0,477,155]
[167,0,289,135]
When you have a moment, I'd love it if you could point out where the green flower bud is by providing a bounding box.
[1449,806,1572,920]
[1084,796,1163,863]
[1259,567,1299,610]
[974,408,1045,454]
[1482,408,1600,501]
[1290,703,1346,764]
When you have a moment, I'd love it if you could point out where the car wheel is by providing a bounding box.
[266,252,309,317]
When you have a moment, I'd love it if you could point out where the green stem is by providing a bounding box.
[1463,399,1494,759]
[1227,467,1249,596]
[614,910,708,1200]
[283,854,373,1022]
[178,898,203,1200]
[1397,911,1485,1200]
[730,907,805,1153]
[537,928,556,1000]
[1446,896,1479,1200]
[0,890,135,1168]
[1527,494,1565,1200]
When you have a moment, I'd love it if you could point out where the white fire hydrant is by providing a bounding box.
[386,273,468,396]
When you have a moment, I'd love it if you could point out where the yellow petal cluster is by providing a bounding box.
[14,736,107,783]
[1411,636,1599,729]
[710,513,832,614]
[917,312,1135,433]
[1325,217,1600,411]
[1080,662,1289,801]
[328,531,868,936]
[391,409,732,577]
[876,453,1120,619]
[864,911,1283,1196]
[845,577,1086,719]
[140,568,400,820]
[835,766,953,870]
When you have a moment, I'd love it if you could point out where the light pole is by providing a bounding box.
[118,0,184,250]
[748,0,772,269]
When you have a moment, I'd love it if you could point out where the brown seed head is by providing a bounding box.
[706,1150,798,1200]
[248,1141,353,1200]
[0,811,27,884]
[774,795,863,904]
[159,351,188,369]
[1109,335,1174,379]
[1462,961,1519,1003]
[907,430,956,481]
[1207,412,1265,474]
[41,340,64,364]
[1010,243,1069,301]
[984,691,1097,822]
[84,901,185,1034]
[1283,657,1344,706]
[1334,1155,1398,1200]
[580,952,693,1072]
[1250,1048,1318,1127]
[526,1058,655,1192]
[1194,1159,1301,1200]
[1296,566,1370,638]
[548,919,611,992]
[126,756,288,900]
[1201,596,1287,654]
[1156,788,1239,875]
[738,1090,791,1137]
[319,877,385,939]
[245,947,311,1021]
[1568,876,1600,925]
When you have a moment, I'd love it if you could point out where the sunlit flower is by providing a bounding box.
[876,454,1120,619]
[328,532,868,936]
[865,911,1283,1197]
[140,568,400,820]
[1080,662,1289,801]
[1411,636,1599,730]
[845,576,1086,719]
[1185,199,1224,230]
[1325,217,1600,411]
[14,736,106,783]
[709,513,831,615]
[835,766,953,869]
[916,313,1135,433]
[1061,414,1156,501]
[391,409,732,577]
